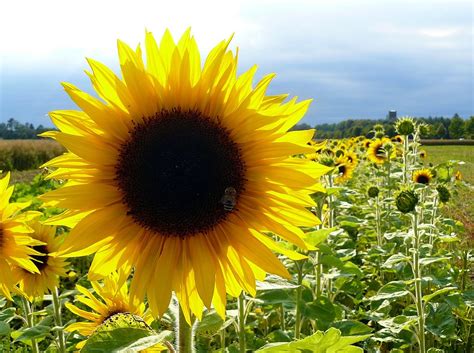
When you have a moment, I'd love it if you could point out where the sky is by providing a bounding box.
[0,0,472,126]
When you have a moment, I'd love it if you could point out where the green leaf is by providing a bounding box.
[0,322,10,336]
[256,276,299,291]
[304,296,336,330]
[419,257,450,267]
[369,281,410,301]
[331,320,373,336]
[82,328,167,352]
[382,253,410,269]
[81,313,169,353]
[304,227,337,247]
[115,331,172,352]
[15,325,50,342]
[195,311,224,334]
[0,307,16,323]
[425,303,457,339]
[423,287,457,303]
[256,328,370,352]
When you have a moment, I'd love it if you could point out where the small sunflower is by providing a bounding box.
[412,169,433,185]
[334,156,354,184]
[0,173,42,299]
[392,135,404,143]
[17,221,68,299]
[363,139,372,149]
[41,29,330,322]
[419,150,427,159]
[367,138,394,164]
[455,171,462,181]
[344,150,358,166]
[65,271,154,349]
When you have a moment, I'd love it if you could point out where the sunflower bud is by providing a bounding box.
[396,190,418,213]
[395,117,415,135]
[436,185,450,203]
[373,124,384,132]
[375,131,385,139]
[368,186,379,198]
[335,149,345,157]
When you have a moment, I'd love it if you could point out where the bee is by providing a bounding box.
[220,187,237,212]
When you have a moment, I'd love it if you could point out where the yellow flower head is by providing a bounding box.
[18,222,68,299]
[41,29,330,322]
[0,173,42,300]
[455,171,462,181]
[392,135,404,143]
[367,138,394,164]
[412,169,433,185]
[419,150,427,159]
[344,150,358,167]
[334,156,355,184]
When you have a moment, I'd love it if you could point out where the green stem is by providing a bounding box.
[295,260,304,339]
[412,212,426,353]
[238,293,246,353]
[177,306,193,353]
[315,250,322,298]
[279,303,286,331]
[52,287,66,353]
[328,175,335,228]
[375,195,382,247]
[21,297,39,353]
[429,195,438,249]
[403,135,409,183]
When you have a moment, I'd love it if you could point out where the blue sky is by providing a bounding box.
[0,0,472,126]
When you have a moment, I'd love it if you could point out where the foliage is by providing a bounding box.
[0,139,64,171]
[295,114,474,139]
[0,118,472,352]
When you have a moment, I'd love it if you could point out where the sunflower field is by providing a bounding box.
[0,30,472,353]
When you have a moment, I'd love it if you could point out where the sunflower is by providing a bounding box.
[0,173,43,299]
[344,150,358,166]
[412,169,433,185]
[334,156,354,184]
[65,271,158,350]
[455,171,462,181]
[41,30,330,322]
[363,139,372,149]
[367,138,394,164]
[392,135,404,143]
[419,150,427,159]
[17,221,68,299]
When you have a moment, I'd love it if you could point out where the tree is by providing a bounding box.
[435,123,447,139]
[449,114,465,139]
[465,116,474,139]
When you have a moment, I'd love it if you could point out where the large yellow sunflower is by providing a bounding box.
[17,221,68,299]
[65,271,158,350]
[40,30,329,322]
[0,173,43,299]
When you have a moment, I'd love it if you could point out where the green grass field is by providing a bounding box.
[424,145,474,183]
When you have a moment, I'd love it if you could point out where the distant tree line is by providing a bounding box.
[0,118,51,139]
[293,114,474,139]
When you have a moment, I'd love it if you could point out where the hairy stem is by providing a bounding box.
[52,287,66,353]
[177,306,193,353]
[238,293,246,353]
[21,297,39,353]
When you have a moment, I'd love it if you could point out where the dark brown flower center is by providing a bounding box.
[31,245,49,272]
[116,108,246,238]
[416,175,430,184]
[338,165,346,175]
